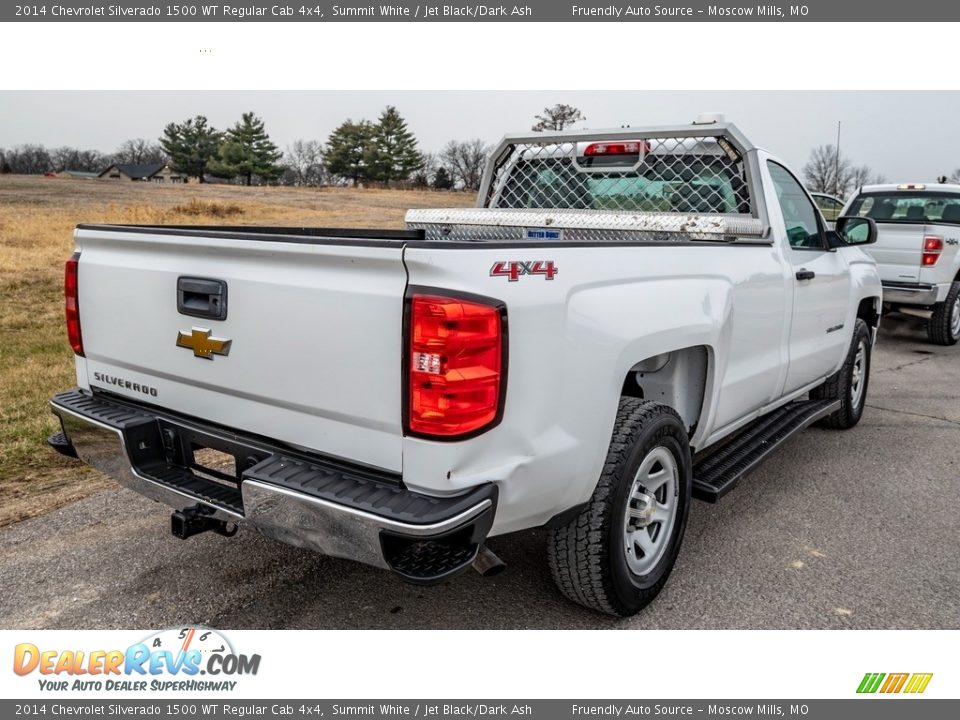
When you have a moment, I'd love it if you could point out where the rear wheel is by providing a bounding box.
[927,281,960,346]
[547,399,692,616]
[811,318,872,429]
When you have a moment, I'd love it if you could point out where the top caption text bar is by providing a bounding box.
[6,1,959,23]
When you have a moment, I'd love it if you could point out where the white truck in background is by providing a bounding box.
[842,183,960,344]
[49,116,882,616]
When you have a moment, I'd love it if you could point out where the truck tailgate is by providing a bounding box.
[75,227,406,472]
[870,222,927,283]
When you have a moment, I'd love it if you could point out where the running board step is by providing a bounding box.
[692,398,841,503]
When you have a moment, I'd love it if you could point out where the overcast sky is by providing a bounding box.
[2,91,959,180]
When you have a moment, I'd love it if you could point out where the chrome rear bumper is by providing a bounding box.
[51,389,496,584]
[882,281,946,306]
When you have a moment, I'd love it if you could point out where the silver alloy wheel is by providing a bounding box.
[623,446,679,576]
[951,296,960,339]
[850,340,867,409]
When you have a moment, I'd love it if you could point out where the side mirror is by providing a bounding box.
[835,216,877,246]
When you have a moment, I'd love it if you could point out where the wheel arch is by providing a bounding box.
[857,294,881,337]
[619,345,712,438]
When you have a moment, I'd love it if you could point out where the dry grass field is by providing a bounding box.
[0,175,474,526]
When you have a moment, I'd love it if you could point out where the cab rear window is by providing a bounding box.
[496,156,748,213]
[848,192,960,224]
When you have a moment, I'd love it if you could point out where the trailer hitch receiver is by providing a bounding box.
[171,505,238,540]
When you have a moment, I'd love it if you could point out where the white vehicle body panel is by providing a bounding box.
[759,155,850,392]
[866,222,927,283]
[403,241,791,532]
[74,228,407,472]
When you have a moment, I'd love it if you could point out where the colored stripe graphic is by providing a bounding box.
[857,673,885,693]
[904,673,934,694]
[857,672,932,694]
[880,673,909,693]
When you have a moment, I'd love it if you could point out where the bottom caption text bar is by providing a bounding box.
[6,701,958,719]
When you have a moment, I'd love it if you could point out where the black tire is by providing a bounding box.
[547,399,692,617]
[811,318,872,429]
[927,281,960,346]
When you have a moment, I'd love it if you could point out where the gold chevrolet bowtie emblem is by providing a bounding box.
[176,328,232,360]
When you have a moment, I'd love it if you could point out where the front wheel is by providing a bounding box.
[927,281,960,346]
[547,399,692,616]
[811,318,872,429]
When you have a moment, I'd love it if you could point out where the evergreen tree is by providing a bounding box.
[432,166,453,190]
[532,103,586,132]
[363,106,423,184]
[160,115,222,183]
[324,119,375,186]
[208,112,284,186]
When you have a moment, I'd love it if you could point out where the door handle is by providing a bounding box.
[795,269,816,281]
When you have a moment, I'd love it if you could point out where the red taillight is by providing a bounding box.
[583,140,650,157]
[922,236,943,267]
[407,292,505,438]
[65,253,83,356]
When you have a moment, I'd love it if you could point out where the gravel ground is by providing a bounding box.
[1,314,958,629]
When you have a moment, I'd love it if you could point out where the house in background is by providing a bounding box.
[59,170,100,180]
[98,163,186,183]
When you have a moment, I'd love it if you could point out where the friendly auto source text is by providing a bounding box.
[571,5,806,17]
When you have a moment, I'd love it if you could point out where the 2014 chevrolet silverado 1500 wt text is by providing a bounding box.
[49,116,882,615]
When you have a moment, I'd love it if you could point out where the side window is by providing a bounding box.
[767,162,824,250]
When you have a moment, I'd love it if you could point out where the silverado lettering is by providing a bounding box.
[92,373,158,397]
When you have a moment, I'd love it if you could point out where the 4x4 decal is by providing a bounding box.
[490,261,559,281]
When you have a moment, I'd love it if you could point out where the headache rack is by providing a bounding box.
[409,118,771,244]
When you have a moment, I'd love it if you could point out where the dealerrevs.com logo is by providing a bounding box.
[13,627,261,693]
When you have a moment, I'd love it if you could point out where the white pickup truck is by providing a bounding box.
[49,117,882,616]
[842,183,960,345]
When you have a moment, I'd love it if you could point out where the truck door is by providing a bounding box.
[765,161,851,393]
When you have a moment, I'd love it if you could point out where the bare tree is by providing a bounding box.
[803,145,883,198]
[440,139,490,191]
[284,139,325,186]
[950,169,960,184]
[1,144,53,174]
[113,138,167,166]
[51,146,79,172]
[532,103,586,132]
[803,144,851,197]
[50,146,107,173]
[848,165,886,190]
[1,144,106,174]
[412,151,439,187]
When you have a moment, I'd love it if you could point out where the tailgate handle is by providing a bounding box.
[177,277,228,321]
